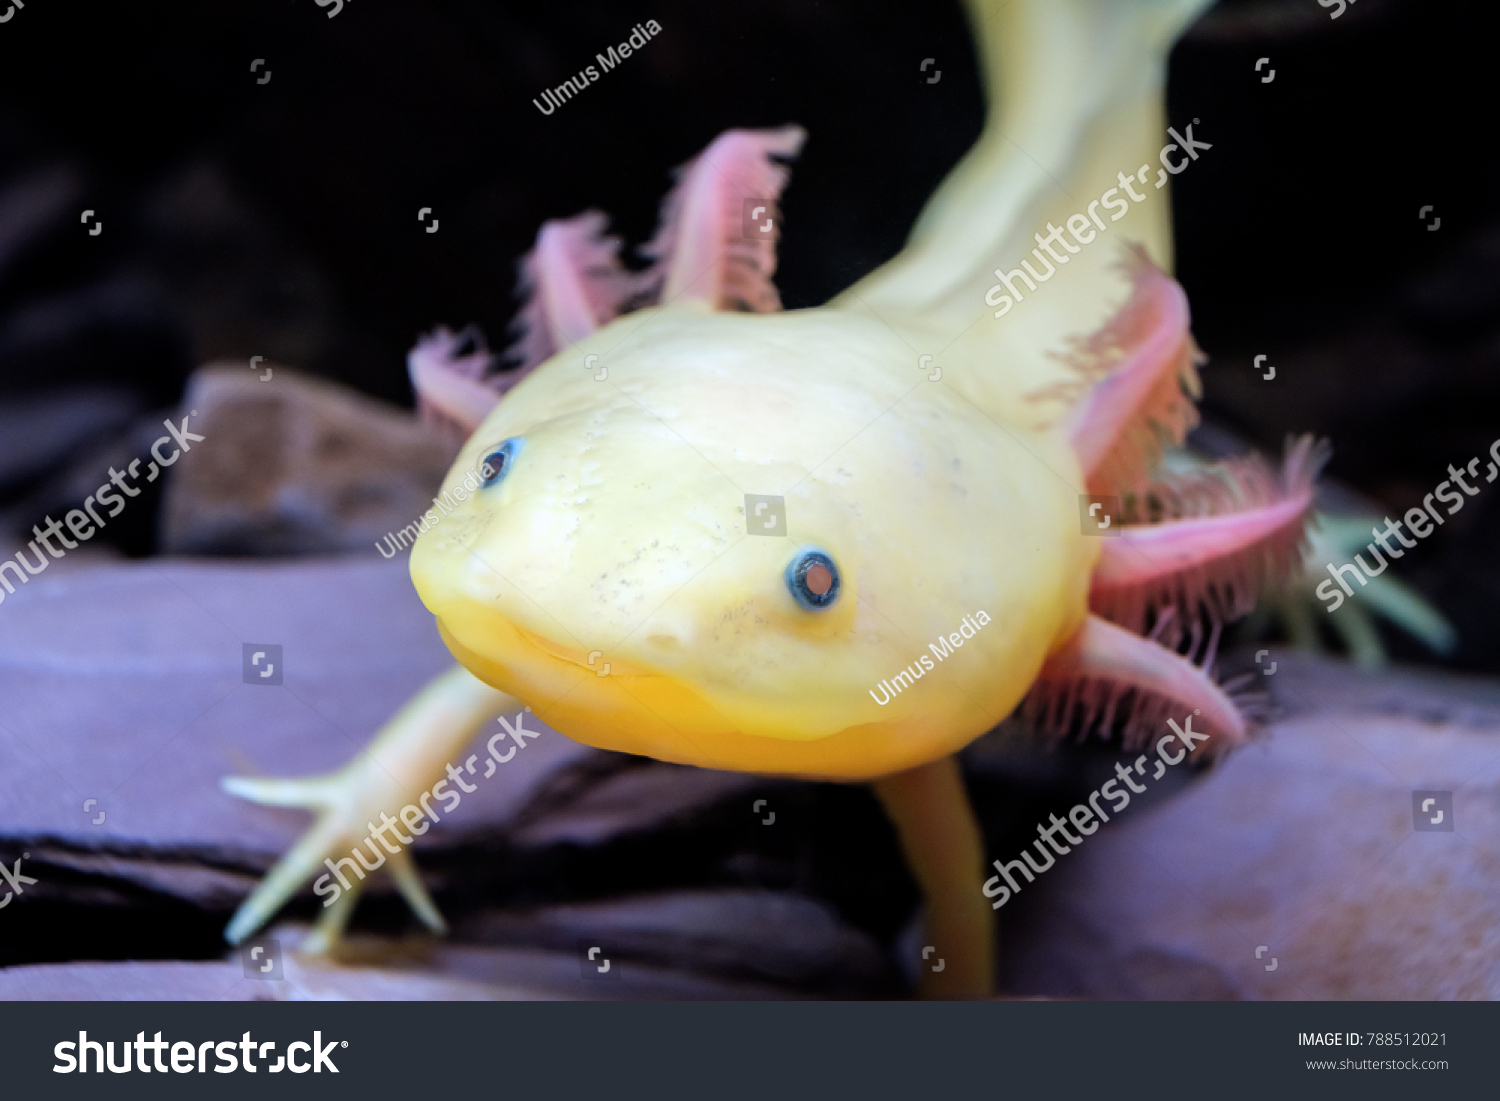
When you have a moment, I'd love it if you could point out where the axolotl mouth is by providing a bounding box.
[423,594,1000,784]
[509,622,656,677]
[430,601,817,771]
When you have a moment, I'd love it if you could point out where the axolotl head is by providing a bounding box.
[411,308,1095,781]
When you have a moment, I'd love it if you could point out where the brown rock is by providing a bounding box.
[159,365,455,557]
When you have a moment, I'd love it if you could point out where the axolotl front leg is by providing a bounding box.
[223,665,516,952]
[224,657,996,995]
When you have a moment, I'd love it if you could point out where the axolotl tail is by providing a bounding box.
[835,0,1215,430]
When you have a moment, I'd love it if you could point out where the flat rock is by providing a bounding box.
[1004,649,1500,1000]
[0,554,593,869]
[457,889,894,993]
[0,924,809,1001]
[510,762,761,848]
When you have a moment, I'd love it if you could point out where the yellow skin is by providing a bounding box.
[418,307,1093,781]
[226,0,1221,997]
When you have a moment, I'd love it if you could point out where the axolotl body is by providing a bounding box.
[226,0,1320,997]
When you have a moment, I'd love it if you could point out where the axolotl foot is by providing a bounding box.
[223,766,448,953]
[222,665,515,953]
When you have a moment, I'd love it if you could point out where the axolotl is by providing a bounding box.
[225,0,1321,997]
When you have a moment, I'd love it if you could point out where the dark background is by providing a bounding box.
[1,0,1497,670]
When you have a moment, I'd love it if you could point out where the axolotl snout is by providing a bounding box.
[226,0,1322,997]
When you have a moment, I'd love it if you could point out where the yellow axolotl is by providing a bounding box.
[224,0,1322,997]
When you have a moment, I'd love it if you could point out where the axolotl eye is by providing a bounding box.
[479,438,522,487]
[786,549,840,609]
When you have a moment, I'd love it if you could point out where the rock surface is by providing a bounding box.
[457,890,892,993]
[0,554,591,858]
[0,928,806,1001]
[1002,651,1500,1000]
